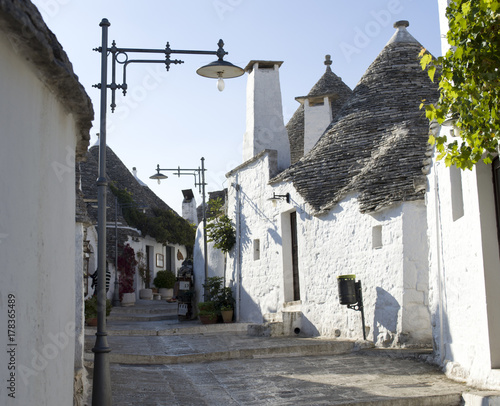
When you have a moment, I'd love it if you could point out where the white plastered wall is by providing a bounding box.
[193,223,225,304]
[226,151,431,345]
[426,0,500,389]
[0,34,79,404]
[427,154,500,389]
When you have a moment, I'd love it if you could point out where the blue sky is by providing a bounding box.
[31,0,441,214]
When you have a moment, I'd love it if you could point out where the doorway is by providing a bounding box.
[282,210,300,303]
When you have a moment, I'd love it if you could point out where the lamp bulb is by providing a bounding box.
[157,179,161,185]
[217,77,225,92]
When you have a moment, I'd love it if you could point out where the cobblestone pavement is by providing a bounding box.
[85,301,499,405]
[107,353,466,405]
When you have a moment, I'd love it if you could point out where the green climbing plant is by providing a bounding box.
[110,185,196,254]
[205,198,235,254]
[419,0,500,169]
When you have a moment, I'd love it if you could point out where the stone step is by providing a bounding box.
[84,333,359,365]
[110,302,178,314]
[86,321,249,337]
[107,313,178,322]
[463,392,500,405]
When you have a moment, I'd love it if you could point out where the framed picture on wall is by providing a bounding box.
[156,253,164,268]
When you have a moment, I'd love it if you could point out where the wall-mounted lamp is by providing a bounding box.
[268,192,290,206]
[441,113,459,127]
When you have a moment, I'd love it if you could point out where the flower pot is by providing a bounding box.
[121,292,136,306]
[199,314,217,324]
[86,318,97,326]
[139,288,153,300]
[221,309,234,323]
[159,288,173,300]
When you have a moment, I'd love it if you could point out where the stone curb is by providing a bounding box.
[84,339,357,365]
[85,321,251,336]
[106,314,178,322]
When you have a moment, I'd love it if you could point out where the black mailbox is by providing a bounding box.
[337,274,357,305]
[337,274,366,340]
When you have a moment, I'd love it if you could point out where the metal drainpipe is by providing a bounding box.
[234,175,242,322]
[434,160,445,364]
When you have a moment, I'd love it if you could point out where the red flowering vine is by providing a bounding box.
[118,243,137,299]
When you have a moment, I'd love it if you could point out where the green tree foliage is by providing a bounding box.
[206,198,236,253]
[110,185,195,254]
[420,0,500,169]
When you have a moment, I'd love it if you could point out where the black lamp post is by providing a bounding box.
[149,158,208,298]
[92,18,243,405]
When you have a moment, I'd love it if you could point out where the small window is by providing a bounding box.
[450,165,464,221]
[372,225,383,249]
[253,239,260,260]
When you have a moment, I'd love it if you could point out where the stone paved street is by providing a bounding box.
[84,301,500,405]
[107,353,468,406]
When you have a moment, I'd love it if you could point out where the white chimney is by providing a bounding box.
[132,167,147,186]
[181,189,198,225]
[242,60,291,171]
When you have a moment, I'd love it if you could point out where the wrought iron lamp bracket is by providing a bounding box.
[153,164,207,194]
[93,40,229,112]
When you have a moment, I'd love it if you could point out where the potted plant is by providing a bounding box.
[220,305,233,323]
[198,301,217,324]
[153,270,176,300]
[202,277,235,323]
[118,244,138,306]
[219,287,235,323]
[85,296,112,326]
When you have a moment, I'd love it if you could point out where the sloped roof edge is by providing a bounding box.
[0,0,93,159]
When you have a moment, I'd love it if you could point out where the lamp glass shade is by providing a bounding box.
[217,77,225,92]
[196,59,245,79]
[149,173,168,181]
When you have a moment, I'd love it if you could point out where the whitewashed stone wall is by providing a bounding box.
[425,0,500,389]
[0,34,79,405]
[226,150,431,345]
[74,223,88,400]
[193,223,225,304]
[427,152,500,389]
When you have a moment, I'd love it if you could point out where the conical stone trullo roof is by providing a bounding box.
[287,55,352,164]
[277,21,439,214]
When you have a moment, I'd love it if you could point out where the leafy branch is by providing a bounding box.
[205,198,236,254]
[419,0,500,169]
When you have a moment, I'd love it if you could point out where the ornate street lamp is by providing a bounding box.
[92,18,243,405]
[149,158,208,299]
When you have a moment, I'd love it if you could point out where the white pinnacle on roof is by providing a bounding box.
[386,20,419,46]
